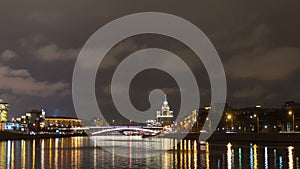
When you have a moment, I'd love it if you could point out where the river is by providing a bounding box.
[0,136,299,168]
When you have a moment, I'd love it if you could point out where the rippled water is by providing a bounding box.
[0,136,299,168]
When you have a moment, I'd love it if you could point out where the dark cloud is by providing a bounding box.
[233,86,264,99]
[225,47,300,80]
[0,49,16,61]
[0,65,69,97]
[35,44,80,62]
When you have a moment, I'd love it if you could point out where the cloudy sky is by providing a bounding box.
[1,1,300,120]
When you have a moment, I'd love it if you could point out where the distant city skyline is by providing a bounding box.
[0,1,300,120]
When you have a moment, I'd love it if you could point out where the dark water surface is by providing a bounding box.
[0,136,299,168]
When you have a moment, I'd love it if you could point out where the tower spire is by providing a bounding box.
[163,94,168,105]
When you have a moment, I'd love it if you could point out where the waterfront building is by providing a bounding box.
[0,99,9,130]
[0,99,9,122]
[200,103,299,133]
[0,122,5,131]
[156,95,174,126]
[11,109,81,132]
[282,101,300,110]
[44,117,82,129]
[11,109,46,132]
[26,109,46,123]
[281,101,300,131]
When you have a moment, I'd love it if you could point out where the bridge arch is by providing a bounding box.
[91,127,160,135]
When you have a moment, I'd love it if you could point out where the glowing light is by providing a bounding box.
[264,147,268,169]
[227,143,232,169]
[32,140,36,168]
[238,148,242,169]
[288,146,294,169]
[253,144,258,169]
[7,140,11,168]
[206,142,210,169]
[21,140,26,169]
[279,156,283,168]
[194,140,197,169]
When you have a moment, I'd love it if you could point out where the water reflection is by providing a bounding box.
[0,137,300,168]
[253,144,258,169]
[206,142,210,169]
[238,148,242,169]
[92,135,176,158]
[288,146,294,169]
[264,147,268,169]
[227,143,232,169]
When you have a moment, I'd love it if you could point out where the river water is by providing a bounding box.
[0,136,299,168]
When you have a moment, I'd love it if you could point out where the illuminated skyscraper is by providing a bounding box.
[156,95,174,126]
[0,99,9,122]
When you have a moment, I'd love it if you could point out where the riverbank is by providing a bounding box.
[161,132,300,143]
[208,132,300,143]
[2,130,300,143]
[0,131,87,140]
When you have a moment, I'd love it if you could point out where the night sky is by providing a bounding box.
[1,1,300,120]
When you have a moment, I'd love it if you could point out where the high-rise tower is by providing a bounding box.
[0,99,9,122]
[156,95,174,126]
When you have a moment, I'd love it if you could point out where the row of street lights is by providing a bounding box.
[226,110,295,132]
[226,113,259,132]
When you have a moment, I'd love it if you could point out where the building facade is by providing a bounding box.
[44,117,82,129]
[12,109,82,132]
[156,95,174,126]
[0,99,9,122]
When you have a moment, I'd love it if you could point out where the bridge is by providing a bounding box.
[54,126,163,136]
[91,127,160,136]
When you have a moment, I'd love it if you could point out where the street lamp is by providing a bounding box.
[289,111,295,132]
[227,114,233,131]
[206,117,212,132]
[254,114,259,133]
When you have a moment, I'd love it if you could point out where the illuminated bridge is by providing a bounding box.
[91,127,160,136]
[55,126,163,136]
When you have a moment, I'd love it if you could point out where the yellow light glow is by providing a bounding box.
[289,111,293,115]
[288,146,294,169]
[253,144,258,169]
[227,114,232,120]
[227,143,232,169]
[256,105,262,108]
[206,142,210,169]
[45,118,81,122]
